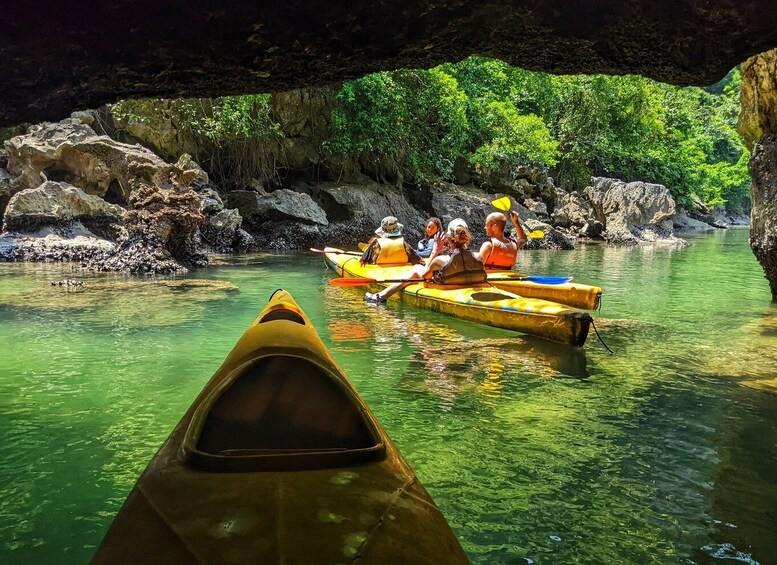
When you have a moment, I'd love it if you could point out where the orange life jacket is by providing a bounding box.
[483,237,517,269]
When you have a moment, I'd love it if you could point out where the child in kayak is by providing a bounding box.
[360,216,422,266]
[475,211,527,269]
[416,217,443,258]
[365,219,486,303]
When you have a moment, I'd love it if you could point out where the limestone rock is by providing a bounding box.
[4,181,124,232]
[524,197,548,218]
[748,134,777,298]
[316,182,423,241]
[3,121,206,271]
[585,177,676,244]
[200,208,247,253]
[522,219,575,250]
[229,189,328,232]
[673,208,716,231]
[739,49,777,151]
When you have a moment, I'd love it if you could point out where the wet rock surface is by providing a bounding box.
[1,121,206,273]
[748,133,777,298]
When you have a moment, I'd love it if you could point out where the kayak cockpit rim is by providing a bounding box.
[180,352,386,472]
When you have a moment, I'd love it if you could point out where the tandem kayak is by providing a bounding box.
[339,246,602,310]
[324,253,592,347]
[93,290,467,564]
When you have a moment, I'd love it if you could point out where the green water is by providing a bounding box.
[1,229,776,564]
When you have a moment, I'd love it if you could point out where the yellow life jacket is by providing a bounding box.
[375,237,410,264]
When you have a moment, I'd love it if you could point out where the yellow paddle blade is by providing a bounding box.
[528,230,545,239]
[492,196,511,211]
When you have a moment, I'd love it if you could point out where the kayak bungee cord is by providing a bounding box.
[590,319,614,354]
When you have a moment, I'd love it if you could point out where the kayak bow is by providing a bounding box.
[93,290,467,564]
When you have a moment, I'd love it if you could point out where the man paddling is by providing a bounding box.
[475,211,527,269]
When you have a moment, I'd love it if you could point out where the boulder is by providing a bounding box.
[584,177,677,244]
[524,197,548,218]
[315,181,424,243]
[673,207,715,230]
[199,208,246,253]
[229,189,328,232]
[522,219,575,250]
[552,191,596,227]
[0,224,117,263]
[4,181,124,234]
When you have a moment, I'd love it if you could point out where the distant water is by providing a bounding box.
[1,228,775,564]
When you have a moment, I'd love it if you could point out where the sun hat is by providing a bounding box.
[375,216,403,237]
[447,218,468,236]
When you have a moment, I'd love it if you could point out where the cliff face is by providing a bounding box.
[739,49,777,299]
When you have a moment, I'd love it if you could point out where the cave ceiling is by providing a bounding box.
[3,0,777,126]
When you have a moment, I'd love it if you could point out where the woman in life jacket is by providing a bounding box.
[476,211,528,270]
[416,217,443,258]
[365,219,486,303]
[360,216,422,266]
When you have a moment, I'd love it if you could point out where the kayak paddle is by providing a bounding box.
[330,275,572,287]
[310,247,362,256]
[491,196,545,239]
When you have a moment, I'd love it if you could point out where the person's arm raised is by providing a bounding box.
[509,211,528,249]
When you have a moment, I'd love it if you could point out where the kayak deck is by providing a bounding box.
[486,272,602,310]
[325,253,592,346]
[93,290,467,564]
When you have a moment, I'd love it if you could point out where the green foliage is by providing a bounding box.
[327,70,469,182]
[181,95,281,141]
[469,101,558,169]
[116,58,749,212]
[328,57,748,210]
[113,95,282,191]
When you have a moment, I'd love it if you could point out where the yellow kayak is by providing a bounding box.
[93,290,467,564]
[325,253,592,346]
[486,272,602,311]
[354,243,602,310]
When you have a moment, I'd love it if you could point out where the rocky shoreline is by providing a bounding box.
[0,117,748,273]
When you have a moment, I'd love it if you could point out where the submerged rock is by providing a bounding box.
[0,278,239,327]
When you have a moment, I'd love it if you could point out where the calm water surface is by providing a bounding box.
[1,228,776,564]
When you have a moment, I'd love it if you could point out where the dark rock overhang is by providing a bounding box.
[3,0,777,126]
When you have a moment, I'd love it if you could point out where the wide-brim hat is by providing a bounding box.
[375,216,403,237]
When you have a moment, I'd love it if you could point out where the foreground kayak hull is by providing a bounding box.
[325,254,592,346]
[93,290,467,564]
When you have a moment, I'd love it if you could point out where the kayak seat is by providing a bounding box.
[258,308,306,325]
[196,355,377,458]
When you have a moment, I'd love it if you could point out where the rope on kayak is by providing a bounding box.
[269,288,284,300]
[591,318,614,354]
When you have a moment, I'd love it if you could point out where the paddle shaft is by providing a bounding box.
[310,247,362,256]
[331,274,570,287]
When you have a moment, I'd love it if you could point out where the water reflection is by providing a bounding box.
[697,303,777,394]
[322,282,588,411]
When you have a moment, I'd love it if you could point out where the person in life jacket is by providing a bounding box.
[416,217,443,258]
[365,219,486,303]
[475,211,528,269]
[360,216,422,266]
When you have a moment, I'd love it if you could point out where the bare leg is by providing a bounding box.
[377,265,427,300]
